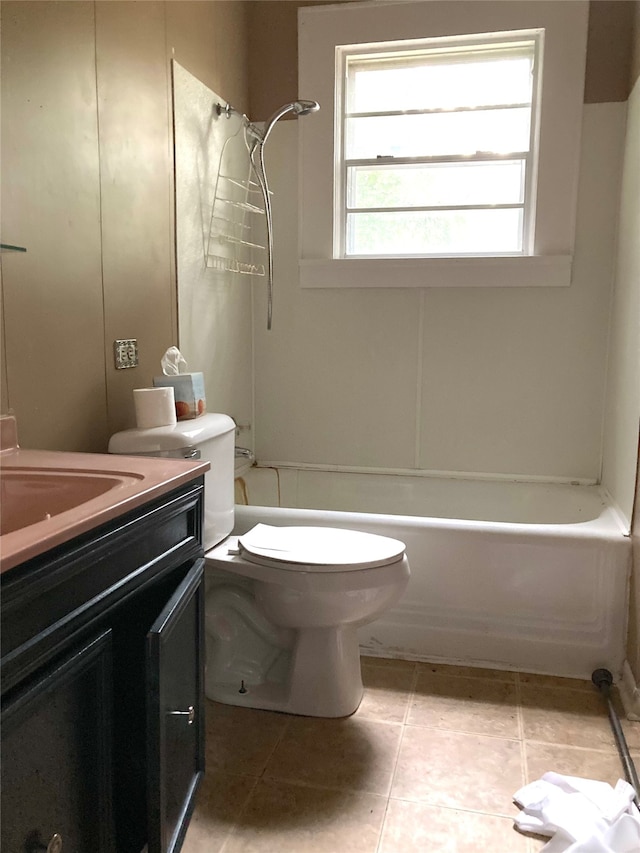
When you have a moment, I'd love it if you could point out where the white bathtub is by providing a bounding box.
[233,467,631,679]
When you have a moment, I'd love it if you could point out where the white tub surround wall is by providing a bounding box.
[628,455,640,719]
[233,467,631,680]
[600,71,640,718]
[253,101,626,482]
[601,76,640,529]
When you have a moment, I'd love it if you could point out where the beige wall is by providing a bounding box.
[631,0,640,86]
[1,1,107,452]
[96,1,176,440]
[585,0,637,102]
[247,0,316,120]
[166,0,249,112]
[0,0,248,451]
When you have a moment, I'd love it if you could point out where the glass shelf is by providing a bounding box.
[0,243,27,253]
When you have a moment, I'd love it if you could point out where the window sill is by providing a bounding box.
[299,255,572,289]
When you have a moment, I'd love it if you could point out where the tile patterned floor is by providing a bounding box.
[182,658,640,853]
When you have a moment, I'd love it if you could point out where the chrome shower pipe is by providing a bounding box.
[216,100,319,330]
[247,136,274,329]
[247,101,319,330]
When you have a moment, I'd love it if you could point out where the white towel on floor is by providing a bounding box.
[513,771,640,852]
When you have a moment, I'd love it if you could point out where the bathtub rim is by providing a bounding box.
[233,500,629,543]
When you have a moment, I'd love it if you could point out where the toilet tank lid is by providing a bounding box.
[108,412,235,454]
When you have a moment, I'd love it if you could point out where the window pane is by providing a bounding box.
[345,109,531,159]
[346,209,523,255]
[348,161,525,208]
[349,54,534,113]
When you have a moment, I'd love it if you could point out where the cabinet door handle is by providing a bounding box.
[47,835,63,853]
[27,834,63,853]
[167,704,195,724]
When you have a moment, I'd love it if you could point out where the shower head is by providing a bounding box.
[292,99,321,116]
[251,100,320,146]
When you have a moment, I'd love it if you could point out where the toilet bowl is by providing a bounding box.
[108,416,411,718]
[205,524,410,717]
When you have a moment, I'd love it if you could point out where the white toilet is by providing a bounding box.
[109,414,410,718]
[206,523,410,716]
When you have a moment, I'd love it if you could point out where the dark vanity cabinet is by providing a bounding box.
[1,477,206,853]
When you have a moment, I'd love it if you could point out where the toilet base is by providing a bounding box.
[206,625,364,717]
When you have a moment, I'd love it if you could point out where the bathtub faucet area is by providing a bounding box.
[234,446,255,478]
[235,446,254,461]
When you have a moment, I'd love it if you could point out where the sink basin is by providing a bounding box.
[0,467,143,536]
[0,454,207,572]
[0,415,209,573]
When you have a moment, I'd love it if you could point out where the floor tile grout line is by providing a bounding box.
[388,663,525,844]
[383,795,519,824]
[376,708,414,853]
[403,661,420,725]
[219,774,261,853]
[401,720,523,743]
[374,794,393,853]
[256,770,395,799]
[369,657,415,853]
[258,715,294,779]
[386,792,522,821]
[384,663,417,804]
[516,670,529,787]
[523,737,625,754]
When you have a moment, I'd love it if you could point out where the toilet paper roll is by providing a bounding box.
[133,387,177,429]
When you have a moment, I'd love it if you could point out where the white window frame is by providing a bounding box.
[298,0,589,289]
[335,32,543,260]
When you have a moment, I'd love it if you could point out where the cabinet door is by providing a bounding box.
[1,630,114,853]
[147,559,205,853]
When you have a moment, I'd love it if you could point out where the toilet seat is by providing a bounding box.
[238,524,405,571]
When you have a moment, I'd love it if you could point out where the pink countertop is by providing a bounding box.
[0,416,209,573]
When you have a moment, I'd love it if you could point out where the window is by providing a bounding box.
[298,1,589,288]
[337,33,542,258]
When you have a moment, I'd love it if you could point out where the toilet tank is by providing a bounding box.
[108,413,235,550]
